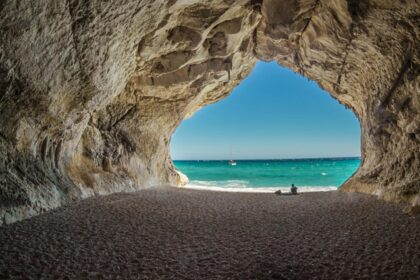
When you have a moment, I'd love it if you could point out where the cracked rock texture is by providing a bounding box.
[0,0,419,224]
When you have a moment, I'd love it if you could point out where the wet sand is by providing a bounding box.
[1,187,419,279]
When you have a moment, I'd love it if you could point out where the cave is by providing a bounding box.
[0,0,419,225]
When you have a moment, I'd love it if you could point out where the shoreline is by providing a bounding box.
[176,184,338,193]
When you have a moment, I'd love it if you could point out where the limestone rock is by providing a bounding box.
[0,0,419,225]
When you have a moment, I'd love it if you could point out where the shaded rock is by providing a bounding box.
[404,205,420,215]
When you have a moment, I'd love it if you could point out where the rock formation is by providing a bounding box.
[0,0,419,224]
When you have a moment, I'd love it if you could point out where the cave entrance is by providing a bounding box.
[170,61,361,193]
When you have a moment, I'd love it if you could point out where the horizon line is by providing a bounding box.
[173,156,361,161]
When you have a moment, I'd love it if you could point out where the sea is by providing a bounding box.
[173,157,361,193]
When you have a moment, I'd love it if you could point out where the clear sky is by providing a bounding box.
[170,61,361,160]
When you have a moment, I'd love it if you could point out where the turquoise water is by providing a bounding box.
[174,158,360,192]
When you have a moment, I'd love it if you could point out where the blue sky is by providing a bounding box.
[170,61,361,160]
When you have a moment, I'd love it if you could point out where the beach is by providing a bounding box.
[1,187,419,279]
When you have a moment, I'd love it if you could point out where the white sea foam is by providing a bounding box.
[180,180,337,193]
[191,180,249,188]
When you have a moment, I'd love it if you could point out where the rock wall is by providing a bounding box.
[0,0,419,224]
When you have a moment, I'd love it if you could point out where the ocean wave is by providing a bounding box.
[191,180,250,188]
[182,180,337,193]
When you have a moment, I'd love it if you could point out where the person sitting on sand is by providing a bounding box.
[291,184,297,195]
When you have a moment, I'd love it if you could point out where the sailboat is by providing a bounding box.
[229,145,237,166]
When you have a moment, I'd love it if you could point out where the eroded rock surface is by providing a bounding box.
[0,0,419,224]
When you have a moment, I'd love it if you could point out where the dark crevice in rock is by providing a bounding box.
[335,0,369,91]
[54,140,62,169]
[335,42,352,89]
[40,137,49,163]
[294,52,306,76]
[299,0,320,35]
[130,0,146,23]
[251,26,258,56]
[250,0,262,10]
[381,56,412,108]
[348,0,370,20]
[335,30,356,90]
[110,105,137,129]
[0,132,7,142]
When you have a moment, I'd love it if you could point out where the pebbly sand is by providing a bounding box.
[1,187,419,279]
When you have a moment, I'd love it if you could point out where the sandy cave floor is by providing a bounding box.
[1,187,420,279]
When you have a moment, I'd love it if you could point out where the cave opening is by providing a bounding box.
[170,61,361,192]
